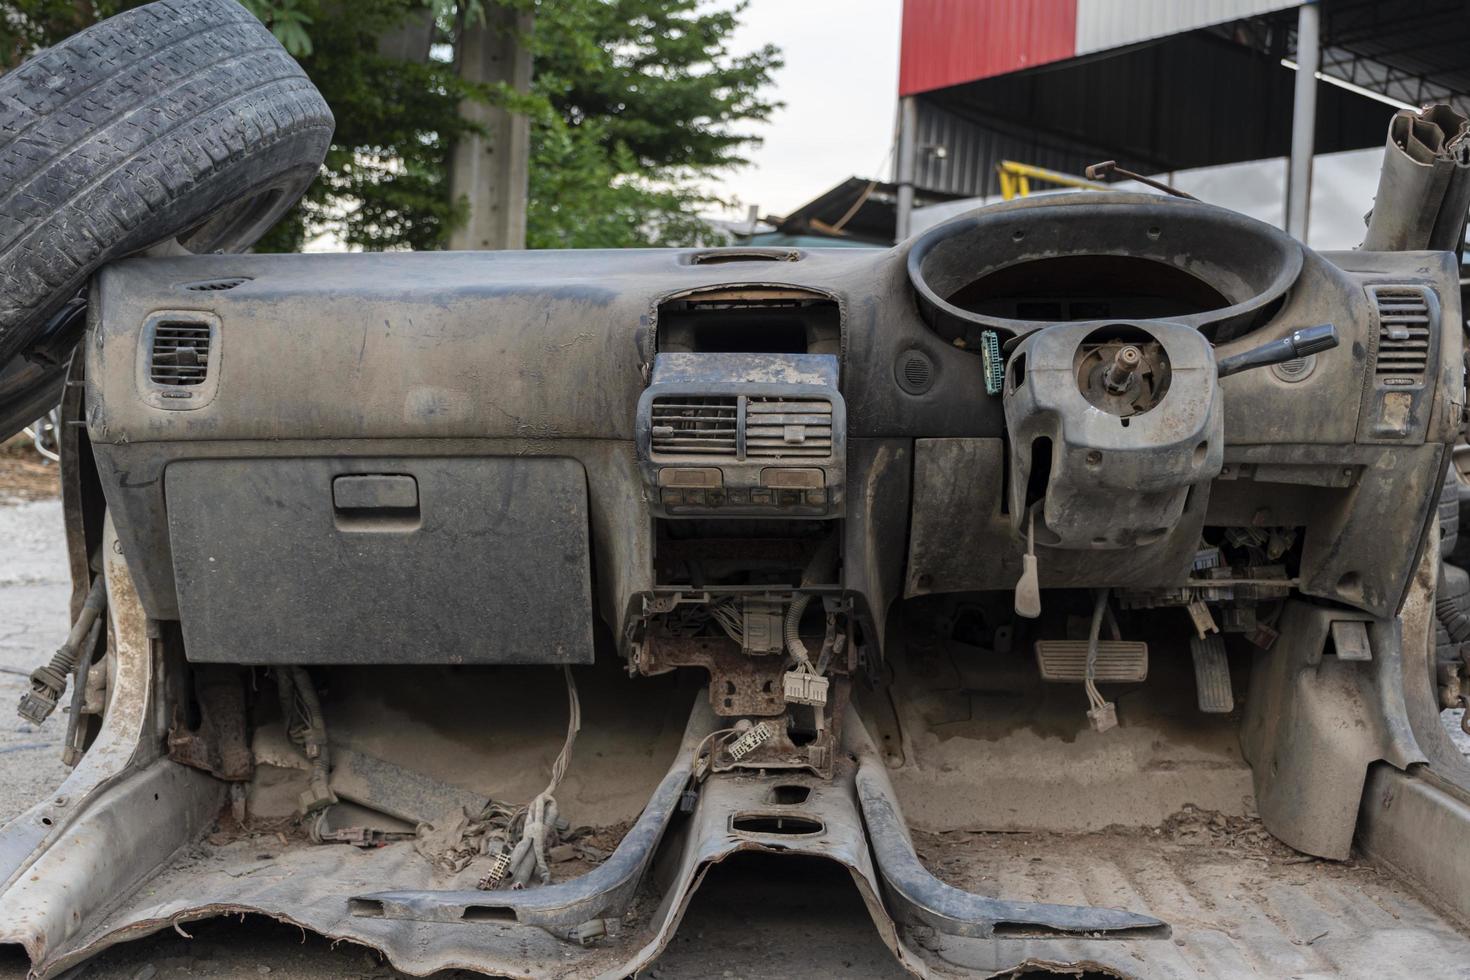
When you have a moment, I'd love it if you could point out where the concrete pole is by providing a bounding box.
[1285,1,1320,241]
[448,3,533,251]
[894,96,918,243]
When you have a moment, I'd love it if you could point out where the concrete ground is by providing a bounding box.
[3,467,1468,980]
[0,496,72,825]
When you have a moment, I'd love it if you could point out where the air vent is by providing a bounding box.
[746,397,833,458]
[181,277,252,292]
[689,249,800,265]
[149,320,212,386]
[1371,285,1432,384]
[650,396,738,455]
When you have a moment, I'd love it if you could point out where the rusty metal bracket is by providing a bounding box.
[1085,160,1198,201]
[640,631,787,716]
[166,664,253,781]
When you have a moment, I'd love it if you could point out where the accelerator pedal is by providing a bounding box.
[1189,633,1234,713]
[1035,640,1148,683]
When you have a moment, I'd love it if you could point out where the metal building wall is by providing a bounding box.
[899,0,1076,97]
[1074,0,1297,55]
[912,101,1123,198]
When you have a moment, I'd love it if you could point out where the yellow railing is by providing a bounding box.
[996,160,1115,200]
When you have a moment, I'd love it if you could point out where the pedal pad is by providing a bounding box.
[1035,641,1148,683]
[1190,634,1234,713]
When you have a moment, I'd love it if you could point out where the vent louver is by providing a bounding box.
[746,397,833,458]
[1372,286,1432,384]
[650,396,738,455]
[149,320,212,386]
[182,276,251,292]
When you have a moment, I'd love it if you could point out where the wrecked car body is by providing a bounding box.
[5,5,1470,976]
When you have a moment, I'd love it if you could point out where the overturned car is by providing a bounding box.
[4,2,1470,977]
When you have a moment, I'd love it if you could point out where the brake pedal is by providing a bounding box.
[1189,634,1234,713]
[1035,640,1148,683]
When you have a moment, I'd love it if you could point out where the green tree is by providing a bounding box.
[526,0,780,248]
[0,0,782,251]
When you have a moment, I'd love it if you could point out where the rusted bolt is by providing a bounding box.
[1104,346,1142,394]
[1085,450,1102,466]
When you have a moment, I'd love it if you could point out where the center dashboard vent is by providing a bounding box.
[649,396,833,460]
[650,396,738,455]
[637,352,845,517]
[1370,285,1432,384]
[746,397,833,458]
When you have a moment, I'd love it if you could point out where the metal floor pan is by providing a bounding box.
[907,821,1470,978]
[26,795,1470,980]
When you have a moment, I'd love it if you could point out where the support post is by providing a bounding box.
[1285,1,1320,241]
[448,3,533,251]
[894,97,918,243]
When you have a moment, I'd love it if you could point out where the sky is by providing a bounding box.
[710,0,903,222]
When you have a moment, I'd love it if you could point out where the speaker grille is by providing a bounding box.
[896,350,934,395]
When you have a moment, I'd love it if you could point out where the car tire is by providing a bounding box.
[0,0,333,368]
[1438,561,1470,656]
[1440,466,1461,557]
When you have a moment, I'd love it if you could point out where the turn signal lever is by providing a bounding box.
[1216,324,1338,378]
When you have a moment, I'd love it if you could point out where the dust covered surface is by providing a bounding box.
[49,853,912,980]
[907,806,1470,979]
[43,815,656,979]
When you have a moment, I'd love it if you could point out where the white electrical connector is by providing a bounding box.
[783,667,829,706]
[479,847,512,889]
[727,721,772,761]
[1186,599,1218,639]
[1087,702,1118,733]
[1083,589,1119,735]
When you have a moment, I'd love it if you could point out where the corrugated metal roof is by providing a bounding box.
[912,29,1391,197]
[1075,0,1298,55]
[771,177,966,244]
[899,0,1077,97]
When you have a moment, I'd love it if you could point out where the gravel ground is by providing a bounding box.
[2,486,1467,980]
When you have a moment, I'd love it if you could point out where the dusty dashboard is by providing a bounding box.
[897,194,1461,624]
[80,192,1463,681]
